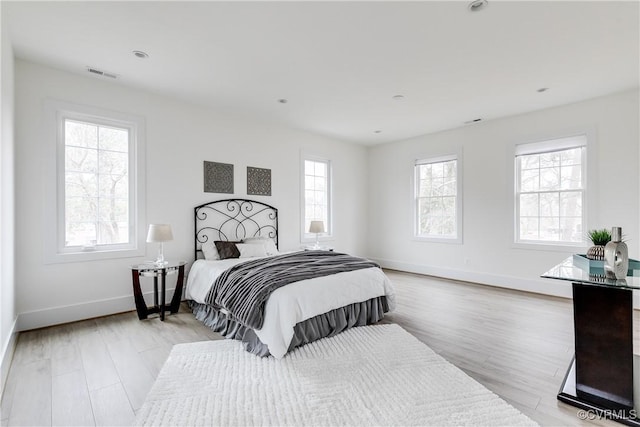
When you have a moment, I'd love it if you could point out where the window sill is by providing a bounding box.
[512,241,586,253]
[412,236,463,245]
[301,236,335,244]
[44,247,145,264]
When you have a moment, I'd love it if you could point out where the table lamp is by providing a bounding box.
[308,220,325,249]
[146,224,173,266]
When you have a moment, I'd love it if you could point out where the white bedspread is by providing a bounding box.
[186,256,396,358]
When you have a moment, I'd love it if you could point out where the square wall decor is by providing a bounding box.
[247,166,271,196]
[204,161,234,193]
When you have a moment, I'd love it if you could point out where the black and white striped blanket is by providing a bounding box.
[204,250,380,330]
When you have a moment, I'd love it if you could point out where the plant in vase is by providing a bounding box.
[586,228,611,260]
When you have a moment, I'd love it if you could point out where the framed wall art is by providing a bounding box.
[204,161,234,194]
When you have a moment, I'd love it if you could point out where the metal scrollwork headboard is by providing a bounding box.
[194,199,278,259]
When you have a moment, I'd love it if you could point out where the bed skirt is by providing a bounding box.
[189,296,389,357]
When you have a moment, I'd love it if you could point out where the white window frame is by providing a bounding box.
[300,154,333,242]
[44,100,146,263]
[413,153,463,244]
[513,133,589,250]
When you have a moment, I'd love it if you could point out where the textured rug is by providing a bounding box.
[135,324,537,426]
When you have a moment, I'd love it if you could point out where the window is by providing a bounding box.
[44,101,145,262]
[302,157,331,239]
[415,154,461,241]
[64,119,130,247]
[515,135,587,245]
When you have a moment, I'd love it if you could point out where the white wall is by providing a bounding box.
[1,5,17,394]
[14,59,368,330]
[368,90,640,298]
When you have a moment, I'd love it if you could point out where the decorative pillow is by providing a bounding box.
[242,237,279,256]
[201,241,220,260]
[214,241,241,260]
[236,243,268,258]
[242,236,270,243]
[262,240,279,256]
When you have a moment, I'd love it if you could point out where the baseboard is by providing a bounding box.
[371,257,573,299]
[1,318,18,400]
[16,287,183,332]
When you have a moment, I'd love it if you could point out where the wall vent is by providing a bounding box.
[87,67,118,79]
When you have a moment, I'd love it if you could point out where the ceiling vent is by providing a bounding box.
[468,0,488,12]
[87,67,118,79]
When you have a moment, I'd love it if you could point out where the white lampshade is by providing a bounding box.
[146,224,173,243]
[308,220,325,234]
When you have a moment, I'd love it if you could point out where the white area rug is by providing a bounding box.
[135,324,537,426]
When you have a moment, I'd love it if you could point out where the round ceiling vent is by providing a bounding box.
[133,50,149,59]
[468,0,488,12]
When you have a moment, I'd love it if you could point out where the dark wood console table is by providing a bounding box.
[543,257,640,426]
[131,261,186,321]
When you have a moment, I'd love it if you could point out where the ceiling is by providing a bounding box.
[4,1,639,145]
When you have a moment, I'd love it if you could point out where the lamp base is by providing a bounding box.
[154,243,168,266]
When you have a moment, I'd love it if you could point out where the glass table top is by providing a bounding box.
[131,261,186,271]
[542,255,640,290]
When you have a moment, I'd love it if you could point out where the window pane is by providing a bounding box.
[66,221,97,247]
[314,162,326,177]
[65,196,98,246]
[540,152,561,168]
[415,158,458,238]
[442,177,456,196]
[418,164,430,180]
[66,172,97,198]
[560,217,582,243]
[314,176,325,192]
[66,147,97,173]
[418,199,432,235]
[418,178,431,197]
[444,161,456,179]
[64,120,132,248]
[561,148,582,166]
[441,216,455,236]
[65,120,97,149]
[98,175,128,199]
[314,190,325,205]
[520,154,539,171]
[442,196,456,217]
[303,159,330,235]
[430,179,444,197]
[431,163,444,178]
[560,191,582,217]
[99,126,128,152]
[516,144,584,245]
[540,193,559,217]
[304,176,314,190]
[540,217,560,241]
[98,151,128,176]
[560,165,582,189]
[304,161,314,174]
[520,169,539,192]
[539,167,559,190]
[519,194,539,217]
[520,217,539,240]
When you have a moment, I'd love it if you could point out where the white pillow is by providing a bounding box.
[262,240,279,256]
[201,241,220,260]
[236,243,268,258]
[242,237,279,256]
[243,236,269,243]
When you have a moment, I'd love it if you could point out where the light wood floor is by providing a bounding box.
[0,269,627,426]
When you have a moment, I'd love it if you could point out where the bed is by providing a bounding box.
[185,199,395,358]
